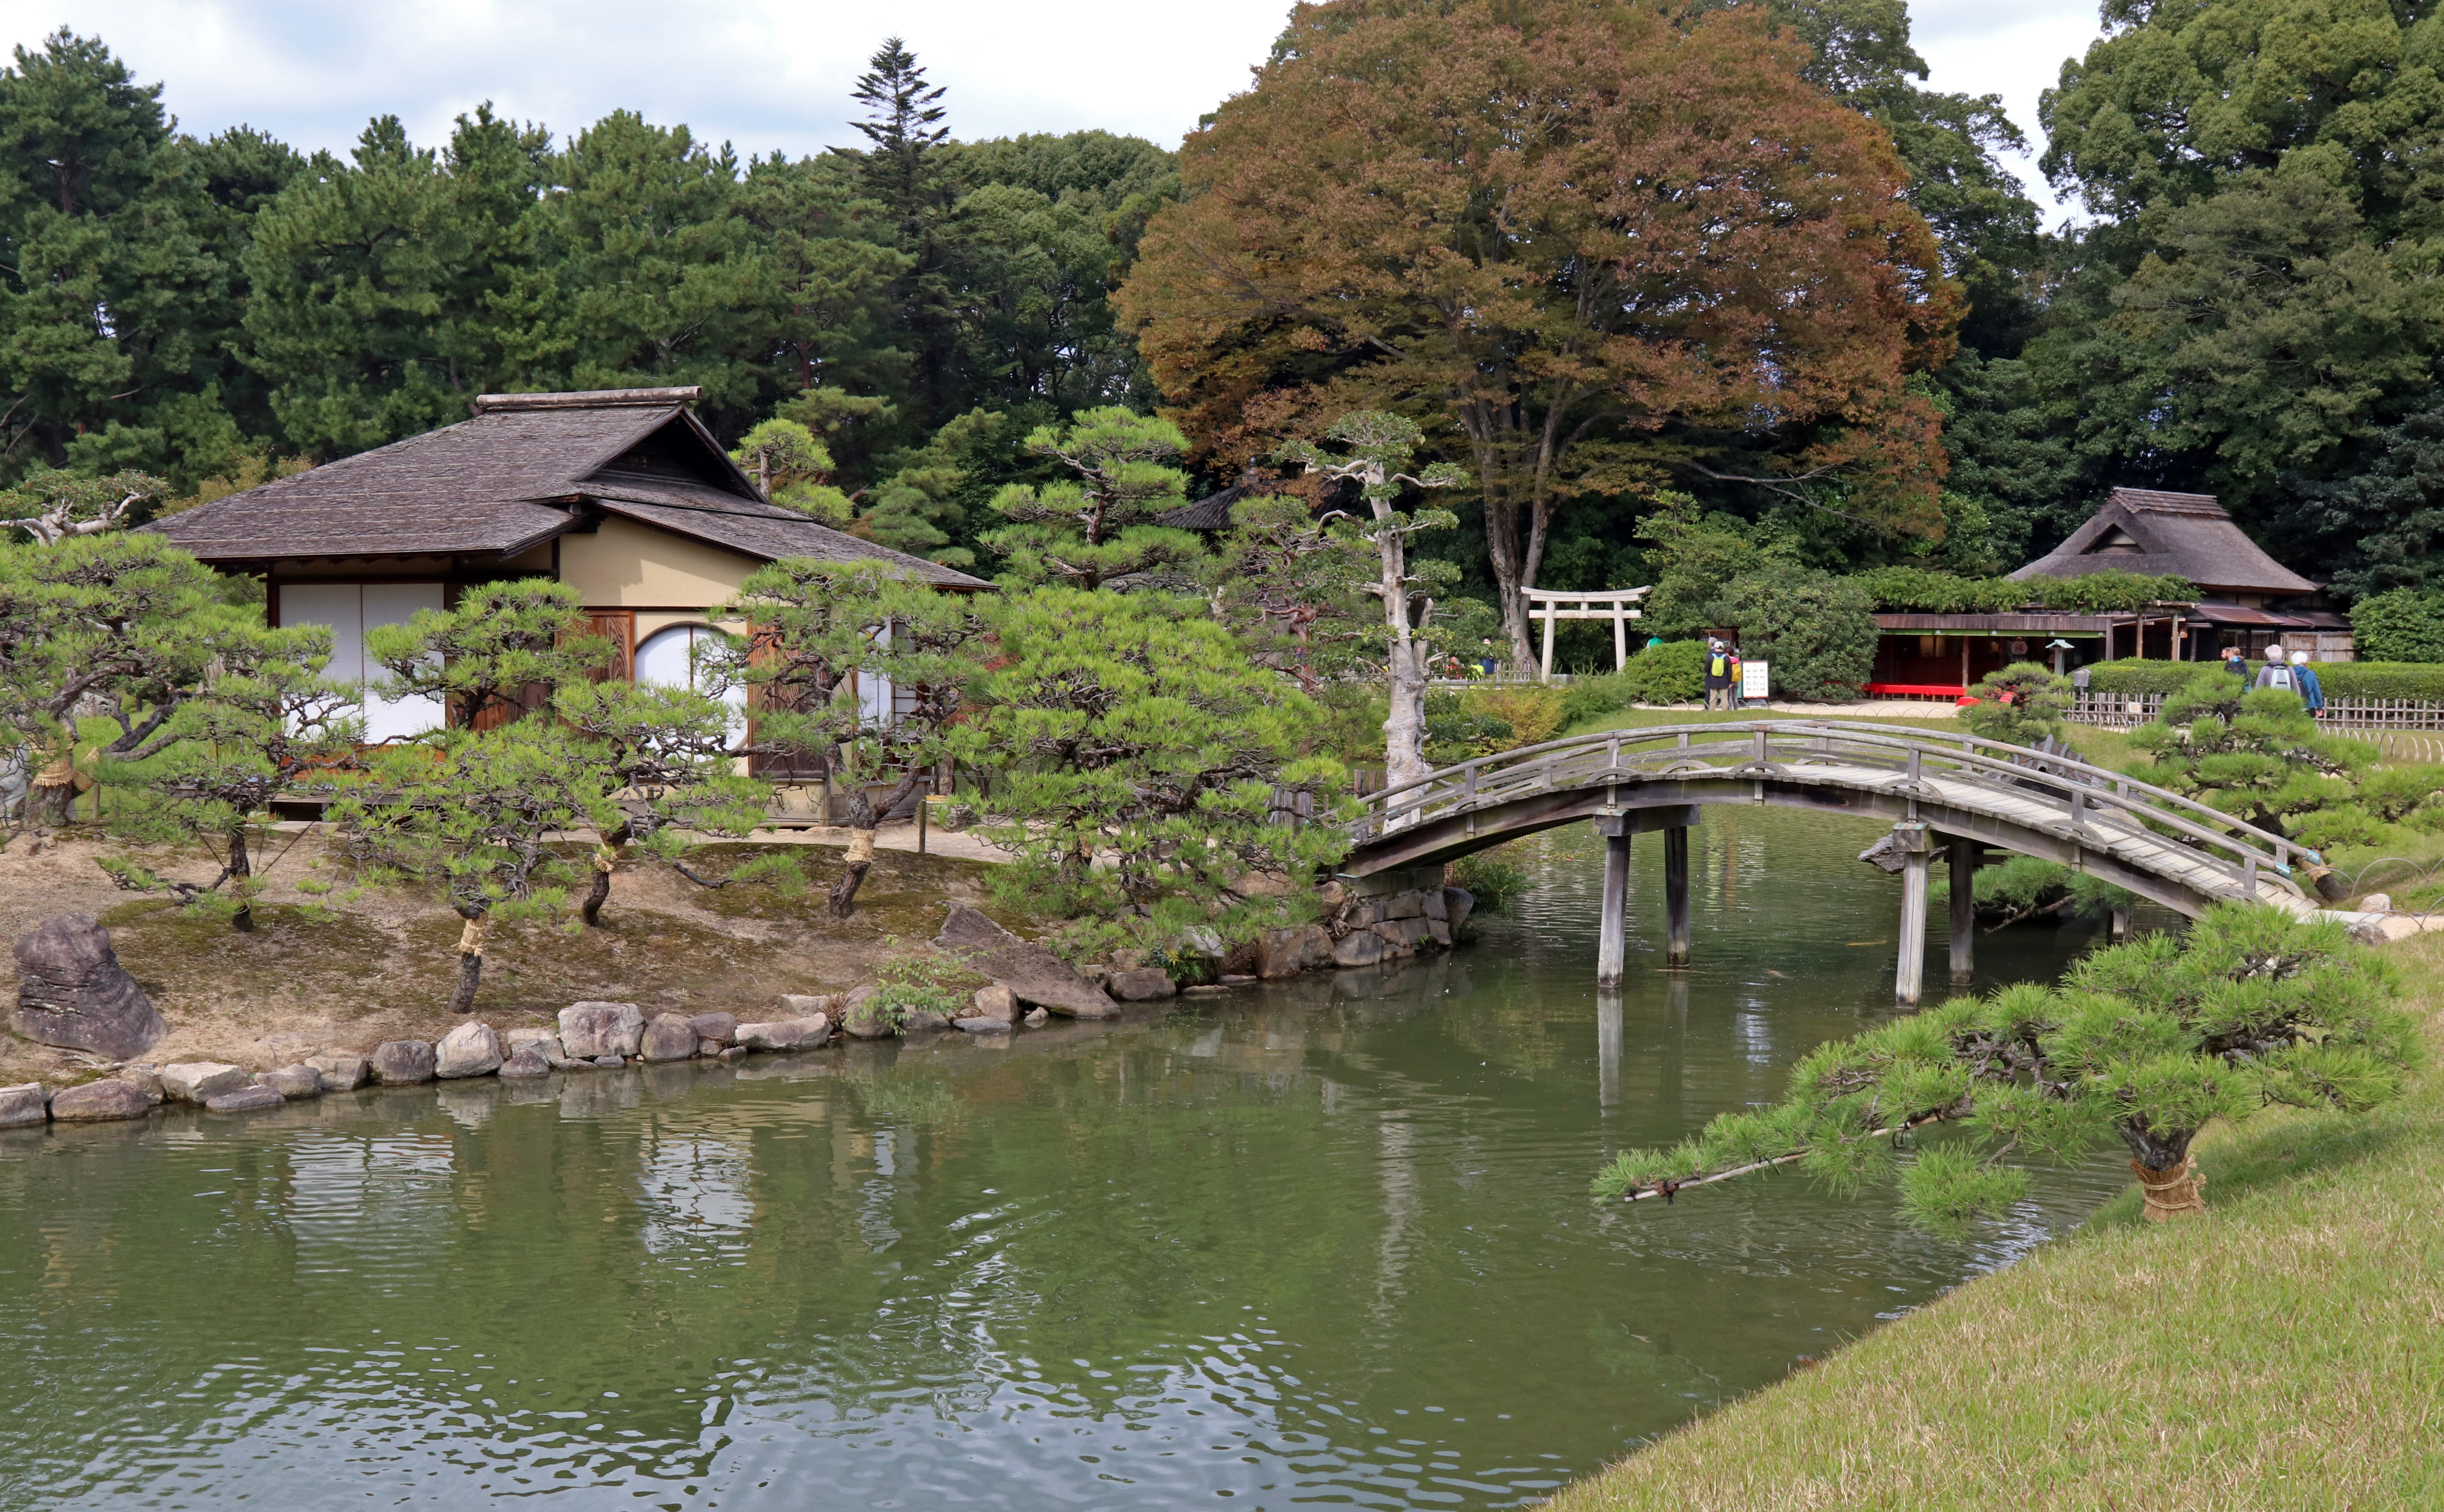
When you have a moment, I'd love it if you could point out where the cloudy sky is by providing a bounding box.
[0,0,2110,219]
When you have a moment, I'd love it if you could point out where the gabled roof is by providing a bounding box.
[2009,488,2317,597]
[154,387,990,589]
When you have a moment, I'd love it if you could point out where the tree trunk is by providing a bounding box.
[2119,1120,2206,1221]
[448,909,487,1014]
[827,772,923,919]
[227,827,254,934]
[580,825,630,927]
[1371,487,1433,797]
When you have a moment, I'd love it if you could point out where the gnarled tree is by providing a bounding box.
[1119,0,1958,664]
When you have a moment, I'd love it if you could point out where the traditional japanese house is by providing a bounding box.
[1866,488,2347,697]
[152,386,989,747]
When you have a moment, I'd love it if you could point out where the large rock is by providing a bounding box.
[558,1002,645,1060]
[12,914,165,1059]
[954,1016,1012,1035]
[261,1065,324,1100]
[48,1079,154,1122]
[687,1012,741,1046]
[1442,887,1475,940]
[970,984,1019,1022]
[1257,925,1332,979]
[640,1013,698,1063]
[370,1040,436,1085]
[1107,967,1177,1002]
[503,1029,562,1061]
[205,1084,284,1113]
[115,1070,165,1107]
[306,1053,367,1092]
[435,1021,503,1079]
[837,985,894,1040]
[497,1049,550,1079]
[738,1014,831,1051]
[161,1062,251,1103]
[0,1082,47,1128]
[934,905,1120,1018]
[1332,930,1387,968]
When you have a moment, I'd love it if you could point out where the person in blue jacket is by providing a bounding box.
[2290,650,2325,716]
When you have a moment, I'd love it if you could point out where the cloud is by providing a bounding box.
[0,0,1299,158]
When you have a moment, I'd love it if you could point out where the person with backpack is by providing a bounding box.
[1703,639,1736,710]
[2221,644,2250,681]
[2252,644,2299,696]
[2291,649,2325,716]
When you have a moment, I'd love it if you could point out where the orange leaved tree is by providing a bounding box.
[1118,0,1960,665]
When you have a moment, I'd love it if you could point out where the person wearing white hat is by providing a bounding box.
[2290,649,2324,716]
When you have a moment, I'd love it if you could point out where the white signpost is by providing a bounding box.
[1741,660,1771,701]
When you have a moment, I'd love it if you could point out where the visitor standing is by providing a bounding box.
[2221,644,2249,680]
[2252,644,2298,694]
[2291,650,2325,716]
[1703,639,1736,710]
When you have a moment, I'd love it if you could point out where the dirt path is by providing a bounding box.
[0,830,1020,1088]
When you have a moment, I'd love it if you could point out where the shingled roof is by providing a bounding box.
[154,387,990,590]
[2009,488,2317,598]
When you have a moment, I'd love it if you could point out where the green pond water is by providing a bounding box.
[0,809,2133,1511]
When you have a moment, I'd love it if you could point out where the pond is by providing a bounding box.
[0,809,2133,1511]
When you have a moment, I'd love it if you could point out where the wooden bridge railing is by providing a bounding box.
[1351,720,2314,905]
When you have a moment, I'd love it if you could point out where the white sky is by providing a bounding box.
[0,0,2106,218]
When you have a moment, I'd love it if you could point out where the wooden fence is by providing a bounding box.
[2067,689,2444,739]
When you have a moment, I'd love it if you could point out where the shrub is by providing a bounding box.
[1462,685,1565,750]
[867,945,977,1029]
[2353,764,2444,823]
[1451,848,1528,913]
[2350,588,2444,663]
[1851,567,2194,615]
[1958,662,2073,748]
[1558,641,1708,723]
[1714,565,1877,701]
[2080,658,2444,701]
[1424,688,1510,764]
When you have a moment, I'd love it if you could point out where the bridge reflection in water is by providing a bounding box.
[1349,721,2314,1004]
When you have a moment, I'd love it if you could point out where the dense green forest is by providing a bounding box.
[4,1,2442,627]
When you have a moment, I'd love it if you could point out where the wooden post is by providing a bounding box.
[1664,825,1691,968]
[1597,830,1631,986]
[1948,837,1976,987]
[1597,990,1622,1111]
[2110,905,2132,943]
[1540,595,1557,684]
[1613,599,1628,672]
[917,776,929,855]
[1894,822,1932,1006]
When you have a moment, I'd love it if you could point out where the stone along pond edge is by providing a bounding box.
[3,879,1477,1132]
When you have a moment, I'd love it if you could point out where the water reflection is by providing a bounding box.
[0,808,2130,1510]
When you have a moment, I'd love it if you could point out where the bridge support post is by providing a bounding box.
[1664,826,1691,968]
[1597,833,1631,986]
[1947,837,1976,987]
[1893,822,1933,1007]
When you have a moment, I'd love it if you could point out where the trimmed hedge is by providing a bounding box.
[1853,567,2196,614]
[2350,588,2444,663]
[2080,658,2444,701]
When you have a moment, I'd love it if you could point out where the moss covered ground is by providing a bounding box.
[1547,932,2444,1511]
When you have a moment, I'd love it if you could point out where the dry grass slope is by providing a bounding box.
[1547,935,2444,1511]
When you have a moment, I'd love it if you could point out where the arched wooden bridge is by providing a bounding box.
[1346,721,2316,1001]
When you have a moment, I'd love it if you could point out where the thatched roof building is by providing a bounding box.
[2009,488,2317,600]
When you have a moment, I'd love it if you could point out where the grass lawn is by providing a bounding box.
[1544,932,2444,1512]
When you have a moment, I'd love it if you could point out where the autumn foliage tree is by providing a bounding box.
[1119,0,1959,663]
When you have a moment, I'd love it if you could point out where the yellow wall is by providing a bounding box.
[557,517,756,611]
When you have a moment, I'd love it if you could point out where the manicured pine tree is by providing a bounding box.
[714,558,988,918]
[981,407,1206,589]
[1593,905,2413,1226]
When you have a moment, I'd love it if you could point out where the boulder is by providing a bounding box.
[970,984,1020,1022]
[641,1013,698,1063]
[1383,891,1426,921]
[738,1014,831,1051]
[1442,888,1475,940]
[687,1011,742,1046]
[261,1065,324,1100]
[954,1016,1012,1035]
[838,985,894,1040]
[934,904,1120,1018]
[1421,889,1449,923]
[697,1038,724,1057]
[1024,1007,1048,1026]
[1257,927,1308,979]
[205,1084,284,1114]
[12,914,166,1059]
[119,1064,164,1100]
[1427,920,1453,948]
[1219,974,1256,986]
[2363,893,2395,913]
[903,1006,952,1033]
[369,1040,436,1085]
[1332,930,1387,968]
[306,1053,367,1092]
[497,1050,550,1080]
[48,1079,154,1122]
[161,1062,251,1103]
[434,1022,504,1079]
[1382,916,1433,949]
[1107,967,1177,1002]
[503,1029,563,1061]
[557,1002,645,1060]
[591,1055,625,1070]
[0,1082,47,1128]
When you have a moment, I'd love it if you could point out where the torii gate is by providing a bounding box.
[1525,586,1652,682]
